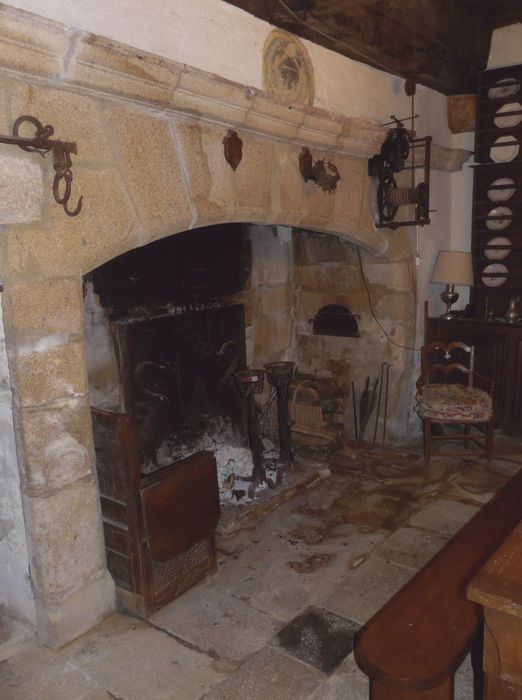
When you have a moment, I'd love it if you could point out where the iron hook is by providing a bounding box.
[53,170,83,217]
[63,193,83,218]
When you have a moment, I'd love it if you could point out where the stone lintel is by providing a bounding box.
[0,4,383,157]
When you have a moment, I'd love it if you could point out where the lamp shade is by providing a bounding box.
[431,250,474,286]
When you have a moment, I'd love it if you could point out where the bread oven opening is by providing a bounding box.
[311,304,360,337]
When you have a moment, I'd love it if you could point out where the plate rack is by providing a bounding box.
[472,64,522,317]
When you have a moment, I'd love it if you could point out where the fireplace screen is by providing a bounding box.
[117,304,247,471]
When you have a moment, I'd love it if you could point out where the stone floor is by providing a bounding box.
[1,440,521,700]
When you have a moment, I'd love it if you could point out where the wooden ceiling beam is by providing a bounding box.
[225,0,522,94]
[457,0,522,28]
[312,0,383,17]
[225,0,491,94]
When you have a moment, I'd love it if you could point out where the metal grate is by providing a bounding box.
[151,539,213,593]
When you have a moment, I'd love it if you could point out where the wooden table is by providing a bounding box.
[468,519,522,699]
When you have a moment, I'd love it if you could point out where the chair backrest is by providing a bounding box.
[419,341,475,388]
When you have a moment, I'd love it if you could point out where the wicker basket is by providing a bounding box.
[289,379,324,430]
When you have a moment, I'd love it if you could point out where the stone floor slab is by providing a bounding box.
[67,614,221,700]
[309,653,369,700]
[454,652,476,700]
[79,690,112,700]
[442,460,510,505]
[408,498,479,537]
[150,585,279,661]
[199,646,324,700]
[0,643,98,700]
[216,524,387,622]
[323,555,415,624]
[372,526,448,569]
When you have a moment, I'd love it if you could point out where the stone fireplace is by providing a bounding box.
[0,6,468,648]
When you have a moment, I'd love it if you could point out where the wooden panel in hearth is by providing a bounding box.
[91,408,220,615]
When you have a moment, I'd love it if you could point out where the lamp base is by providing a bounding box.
[439,284,459,320]
[439,311,458,320]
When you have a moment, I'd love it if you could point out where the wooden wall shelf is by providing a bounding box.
[472,64,522,318]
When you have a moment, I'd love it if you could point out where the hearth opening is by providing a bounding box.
[83,222,397,614]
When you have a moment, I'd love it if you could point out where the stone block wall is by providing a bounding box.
[294,229,416,441]
[235,225,296,369]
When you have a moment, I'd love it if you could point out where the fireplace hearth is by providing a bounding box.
[80,221,410,617]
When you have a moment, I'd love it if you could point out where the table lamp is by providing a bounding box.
[431,250,474,320]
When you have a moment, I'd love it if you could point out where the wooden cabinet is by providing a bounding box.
[427,317,522,435]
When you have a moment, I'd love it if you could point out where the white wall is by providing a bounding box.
[488,23,522,69]
[0,294,35,625]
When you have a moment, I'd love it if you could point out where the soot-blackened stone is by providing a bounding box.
[276,606,360,674]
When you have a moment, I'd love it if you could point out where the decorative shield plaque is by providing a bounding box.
[263,29,314,106]
[223,129,243,171]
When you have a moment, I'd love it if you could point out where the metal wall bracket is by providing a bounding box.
[0,115,83,217]
[299,147,340,193]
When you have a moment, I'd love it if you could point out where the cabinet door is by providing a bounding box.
[512,339,522,426]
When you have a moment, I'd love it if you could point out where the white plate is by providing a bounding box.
[484,236,512,260]
[486,206,512,230]
[488,78,520,100]
[490,135,520,162]
[494,102,522,128]
[487,177,516,202]
[481,263,508,287]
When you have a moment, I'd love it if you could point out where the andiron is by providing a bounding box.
[234,368,268,498]
[0,115,82,217]
[264,361,295,471]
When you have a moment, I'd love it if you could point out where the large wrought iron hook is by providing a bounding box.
[51,140,83,217]
[0,115,83,217]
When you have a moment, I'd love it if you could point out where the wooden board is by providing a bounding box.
[140,451,220,561]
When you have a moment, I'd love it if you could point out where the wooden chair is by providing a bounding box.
[416,341,494,465]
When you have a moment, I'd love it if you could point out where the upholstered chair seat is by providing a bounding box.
[417,384,493,423]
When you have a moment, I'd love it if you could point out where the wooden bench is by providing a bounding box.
[354,468,522,699]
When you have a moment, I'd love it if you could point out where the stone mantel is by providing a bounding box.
[0,4,470,169]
